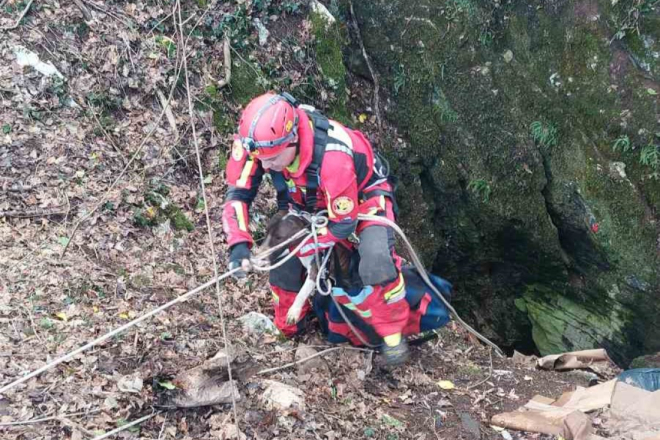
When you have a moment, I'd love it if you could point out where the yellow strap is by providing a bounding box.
[383,274,405,301]
[383,333,402,347]
[236,158,254,187]
[232,201,247,232]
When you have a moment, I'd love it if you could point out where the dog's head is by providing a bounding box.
[260,210,310,262]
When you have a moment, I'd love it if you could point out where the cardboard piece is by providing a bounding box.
[537,349,616,377]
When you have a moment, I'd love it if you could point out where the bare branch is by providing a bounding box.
[257,346,373,375]
[1,0,35,31]
[348,0,382,132]
[90,412,160,440]
[0,409,100,427]
[72,0,92,21]
[0,207,68,218]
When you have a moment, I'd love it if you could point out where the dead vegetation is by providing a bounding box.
[0,1,626,439]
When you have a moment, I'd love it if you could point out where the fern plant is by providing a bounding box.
[393,64,406,95]
[468,179,491,202]
[640,143,660,178]
[612,135,631,153]
[530,121,558,149]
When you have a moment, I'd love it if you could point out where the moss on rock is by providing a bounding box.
[351,0,660,363]
[229,57,268,106]
[310,11,350,124]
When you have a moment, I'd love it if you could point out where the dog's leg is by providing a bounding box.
[286,275,316,324]
[286,255,317,325]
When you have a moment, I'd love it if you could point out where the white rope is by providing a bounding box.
[90,412,160,440]
[250,230,313,272]
[0,232,309,397]
[0,268,239,395]
[176,0,239,432]
[287,210,503,354]
[357,214,505,357]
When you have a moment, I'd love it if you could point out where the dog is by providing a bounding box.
[259,210,356,325]
[260,209,454,346]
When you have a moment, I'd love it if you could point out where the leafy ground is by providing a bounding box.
[0,1,599,439]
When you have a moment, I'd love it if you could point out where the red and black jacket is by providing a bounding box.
[221,106,393,252]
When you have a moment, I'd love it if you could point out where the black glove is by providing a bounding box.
[229,243,251,279]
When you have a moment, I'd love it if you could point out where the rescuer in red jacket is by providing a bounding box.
[221,92,409,365]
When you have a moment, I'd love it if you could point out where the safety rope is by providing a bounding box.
[298,213,502,354]
[356,214,505,357]
[176,0,242,429]
[0,211,503,397]
[0,232,309,396]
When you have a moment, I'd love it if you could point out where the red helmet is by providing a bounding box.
[238,92,299,158]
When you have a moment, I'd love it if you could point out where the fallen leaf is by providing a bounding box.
[437,380,455,390]
[159,381,177,390]
[55,312,68,322]
[647,88,658,96]
[358,113,368,123]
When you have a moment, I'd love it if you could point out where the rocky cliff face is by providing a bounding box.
[344,0,660,364]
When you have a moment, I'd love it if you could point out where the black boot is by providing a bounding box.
[381,335,409,366]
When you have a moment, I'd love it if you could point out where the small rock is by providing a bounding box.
[295,345,329,376]
[459,412,481,439]
[237,312,279,336]
[260,380,305,410]
[609,161,627,181]
[501,430,513,440]
[117,373,143,394]
[253,18,269,46]
[103,396,119,410]
[503,50,514,63]
[310,0,336,28]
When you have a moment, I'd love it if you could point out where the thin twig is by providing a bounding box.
[60,55,185,258]
[348,0,382,133]
[0,208,67,218]
[72,0,92,21]
[176,0,240,436]
[90,412,160,440]
[467,348,494,390]
[157,413,168,440]
[89,107,126,164]
[20,304,42,344]
[230,45,266,82]
[80,0,130,25]
[1,0,35,31]
[257,346,373,375]
[156,89,179,140]
[0,409,100,427]
[0,268,238,395]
